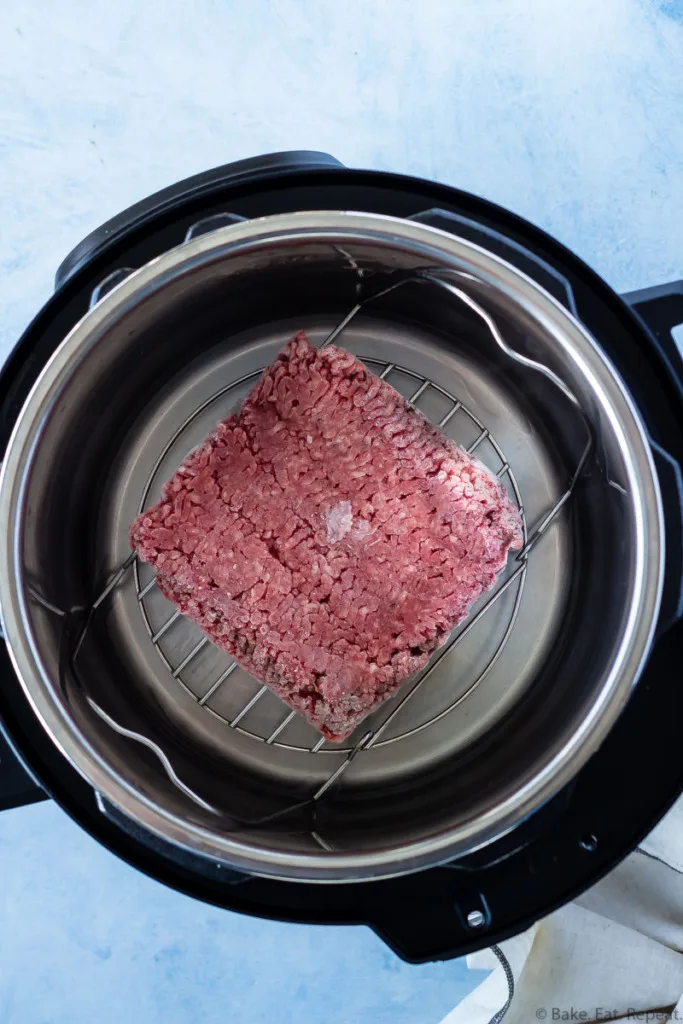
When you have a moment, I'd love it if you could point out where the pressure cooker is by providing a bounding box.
[0,152,681,962]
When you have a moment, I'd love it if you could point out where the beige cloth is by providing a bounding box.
[440,796,683,1024]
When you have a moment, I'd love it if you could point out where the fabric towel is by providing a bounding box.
[440,795,683,1024]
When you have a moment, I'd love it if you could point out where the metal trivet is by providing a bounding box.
[38,266,591,825]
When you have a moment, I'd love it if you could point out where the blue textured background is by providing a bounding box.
[0,2,682,1021]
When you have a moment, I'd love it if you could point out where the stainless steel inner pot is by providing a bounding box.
[0,212,663,881]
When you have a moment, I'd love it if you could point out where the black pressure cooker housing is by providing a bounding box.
[0,152,681,963]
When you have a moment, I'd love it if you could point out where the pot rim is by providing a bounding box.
[0,210,664,881]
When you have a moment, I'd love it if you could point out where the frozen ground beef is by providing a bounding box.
[130,332,523,741]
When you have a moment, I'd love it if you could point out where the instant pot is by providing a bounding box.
[0,152,681,963]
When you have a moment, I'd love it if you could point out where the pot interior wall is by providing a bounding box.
[16,234,641,868]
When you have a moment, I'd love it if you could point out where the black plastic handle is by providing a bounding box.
[623,281,683,632]
[55,151,344,289]
[650,441,683,632]
[623,280,683,396]
[0,724,47,812]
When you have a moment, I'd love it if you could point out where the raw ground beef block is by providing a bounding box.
[130,332,523,741]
